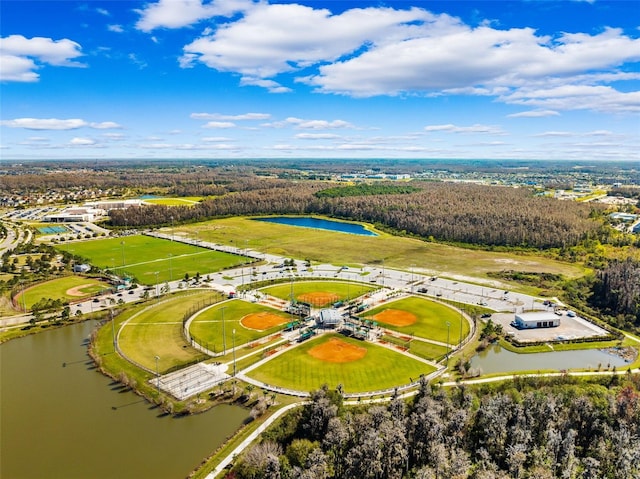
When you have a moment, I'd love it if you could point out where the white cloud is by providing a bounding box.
[102,133,126,141]
[202,136,232,142]
[533,131,573,137]
[108,25,124,33]
[295,133,342,140]
[424,123,506,134]
[90,121,123,129]
[96,8,110,16]
[136,0,253,32]
[239,77,291,93]
[287,117,355,130]
[191,112,271,120]
[202,121,236,128]
[1,118,87,130]
[507,110,560,118]
[69,137,96,146]
[181,4,434,78]
[0,35,84,82]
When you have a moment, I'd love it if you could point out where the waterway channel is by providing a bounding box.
[471,344,628,375]
[254,216,377,236]
[1,321,248,479]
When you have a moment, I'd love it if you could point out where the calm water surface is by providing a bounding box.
[471,344,628,375]
[1,321,248,479]
[254,216,377,236]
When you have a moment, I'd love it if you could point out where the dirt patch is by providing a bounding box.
[66,283,99,297]
[308,337,367,363]
[373,309,417,327]
[241,312,288,331]
[298,291,339,307]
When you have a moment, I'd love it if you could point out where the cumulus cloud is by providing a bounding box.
[287,117,355,129]
[295,133,342,140]
[191,112,271,120]
[135,0,253,32]
[90,121,123,129]
[0,35,84,82]
[108,24,124,33]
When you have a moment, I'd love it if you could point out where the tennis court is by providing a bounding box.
[38,225,69,234]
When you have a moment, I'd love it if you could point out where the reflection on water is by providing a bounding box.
[471,344,628,375]
[1,321,248,479]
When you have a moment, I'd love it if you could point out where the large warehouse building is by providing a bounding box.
[512,312,560,329]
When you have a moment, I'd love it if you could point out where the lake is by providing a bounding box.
[254,216,377,236]
[471,344,628,375]
[1,321,248,479]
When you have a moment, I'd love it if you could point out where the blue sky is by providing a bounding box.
[1,0,639,161]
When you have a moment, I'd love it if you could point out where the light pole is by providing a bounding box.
[168,254,173,281]
[232,329,237,377]
[446,321,451,363]
[154,271,159,300]
[110,309,116,351]
[411,264,415,293]
[459,308,463,346]
[20,280,27,313]
[154,355,160,394]
[221,307,227,355]
[120,240,125,270]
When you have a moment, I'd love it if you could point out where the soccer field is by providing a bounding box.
[15,276,111,310]
[56,235,249,284]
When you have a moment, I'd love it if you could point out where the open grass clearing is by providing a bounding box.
[247,333,435,393]
[260,281,376,305]
[362,296,468,345]
[190,300,295,355]
[170,217,586,288]
[15,275,111,310]
[144,197,203,206]
[118,290,220,372]
[56,235,249,284]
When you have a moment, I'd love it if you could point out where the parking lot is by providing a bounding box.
[490,311,610,343]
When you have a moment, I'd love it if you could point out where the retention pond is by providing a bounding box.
[254,216,377,236]
[1,321,248,479]
[471,344,628,375]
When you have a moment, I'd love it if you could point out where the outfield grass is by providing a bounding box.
[408,340,450,361]
[189,300,295,355]
[362,296,469,345]
[247,333,435,393]
[56,235,249,284]
[15,275,111,310]
[117,290,218,372]
[170,217,586,287]
[260,281,376,304]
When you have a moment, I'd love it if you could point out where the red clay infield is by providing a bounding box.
[298,291,339,306]
[308,337,367,363]
[241,312,288,331]
[373,309,417,327]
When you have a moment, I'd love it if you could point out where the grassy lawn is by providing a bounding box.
[362,296,469,345]
[117,290,219,372]
[15,275,111,310]
[247,333,436,393]
[56,235,249,284]
[189,300,295,355]
[260,281,377,305]
[144,197,203,206]
[408,340,450,361]
[170,217,586,287]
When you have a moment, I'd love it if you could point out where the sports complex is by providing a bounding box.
[50,232,475,399]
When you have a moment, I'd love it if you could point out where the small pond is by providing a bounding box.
[471,344,629,375]
[254,216,377,236]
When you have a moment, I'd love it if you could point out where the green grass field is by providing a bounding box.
[260,281,377,306]
[189,300,295,354]
[247,333,436,393]
[15,275,111,310]
[117,290,217,372]
[56,235,249,284]
[362,296,469,345]
[169,217,586,287]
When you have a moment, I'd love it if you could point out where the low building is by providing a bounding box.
[73,264,91,273]
[512,311,560,329]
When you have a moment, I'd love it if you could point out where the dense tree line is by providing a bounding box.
[231,377,640,479]
[111,181,600,249]
[315,184,420,198]
[591,258,640,330]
